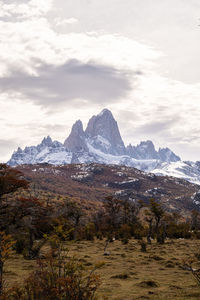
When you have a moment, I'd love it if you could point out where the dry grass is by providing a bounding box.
[4,238,200,299]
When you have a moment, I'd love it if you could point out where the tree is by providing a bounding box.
[191,210,200,230]
[145,199,165,244]
[55,199,84,240]
[103,196,122,232]
[150,199,165,243]
[144,211,153,244]
[0,164,28,201]
[0,164,29,294]
[12,197,50,259]
[121,199,139,226]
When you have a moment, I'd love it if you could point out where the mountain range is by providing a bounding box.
[8,109,200,185]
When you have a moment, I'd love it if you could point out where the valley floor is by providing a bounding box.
[4,238,200,299]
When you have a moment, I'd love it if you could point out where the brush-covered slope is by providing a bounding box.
[16,163,200,217]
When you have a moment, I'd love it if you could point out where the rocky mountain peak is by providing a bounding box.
[70,120,84,135]
[97,108,113,117]
[64,120,88,152]
[41,136,53,147]
[17,147,23,153]
[158,147,180,163]
[85,109,125,155]
[127,140,158,159]
[137,140,158,159]
[140,140,154,147]
[126,141,180,162]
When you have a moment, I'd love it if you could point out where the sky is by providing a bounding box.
[0,0,200,162]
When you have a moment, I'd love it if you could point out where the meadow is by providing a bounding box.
[4,238,200,300]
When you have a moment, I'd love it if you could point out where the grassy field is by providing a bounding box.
[4,238,200,299]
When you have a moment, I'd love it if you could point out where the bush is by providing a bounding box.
[133,226,146,240]
[167,223,191,239]
[2,256,102,300]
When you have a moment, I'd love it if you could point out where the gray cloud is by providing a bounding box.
[6,122,67,132]
[134,118,180,135]
[54,0,200,83]
[0,0,32,22]
[117,110,140,121]
[0,59,132,108]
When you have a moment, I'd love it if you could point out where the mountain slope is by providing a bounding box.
[16,163,200,216]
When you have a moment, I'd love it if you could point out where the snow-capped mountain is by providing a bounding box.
[7,108,200,185]
[152,160,200,185]
[8,136,72,166]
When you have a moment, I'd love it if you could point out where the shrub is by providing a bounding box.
[167,223,191,239]
[2,256,102,300]
[133,226,146,240]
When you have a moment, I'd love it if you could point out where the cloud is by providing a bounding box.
[54,17,78,26]
[0,139,18,162]
[52,0,200,83]
[0,139,18,151]
[135,118,180,135]
[0,59,132,108]
[0,0,52,19]
[4,0,31,3]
